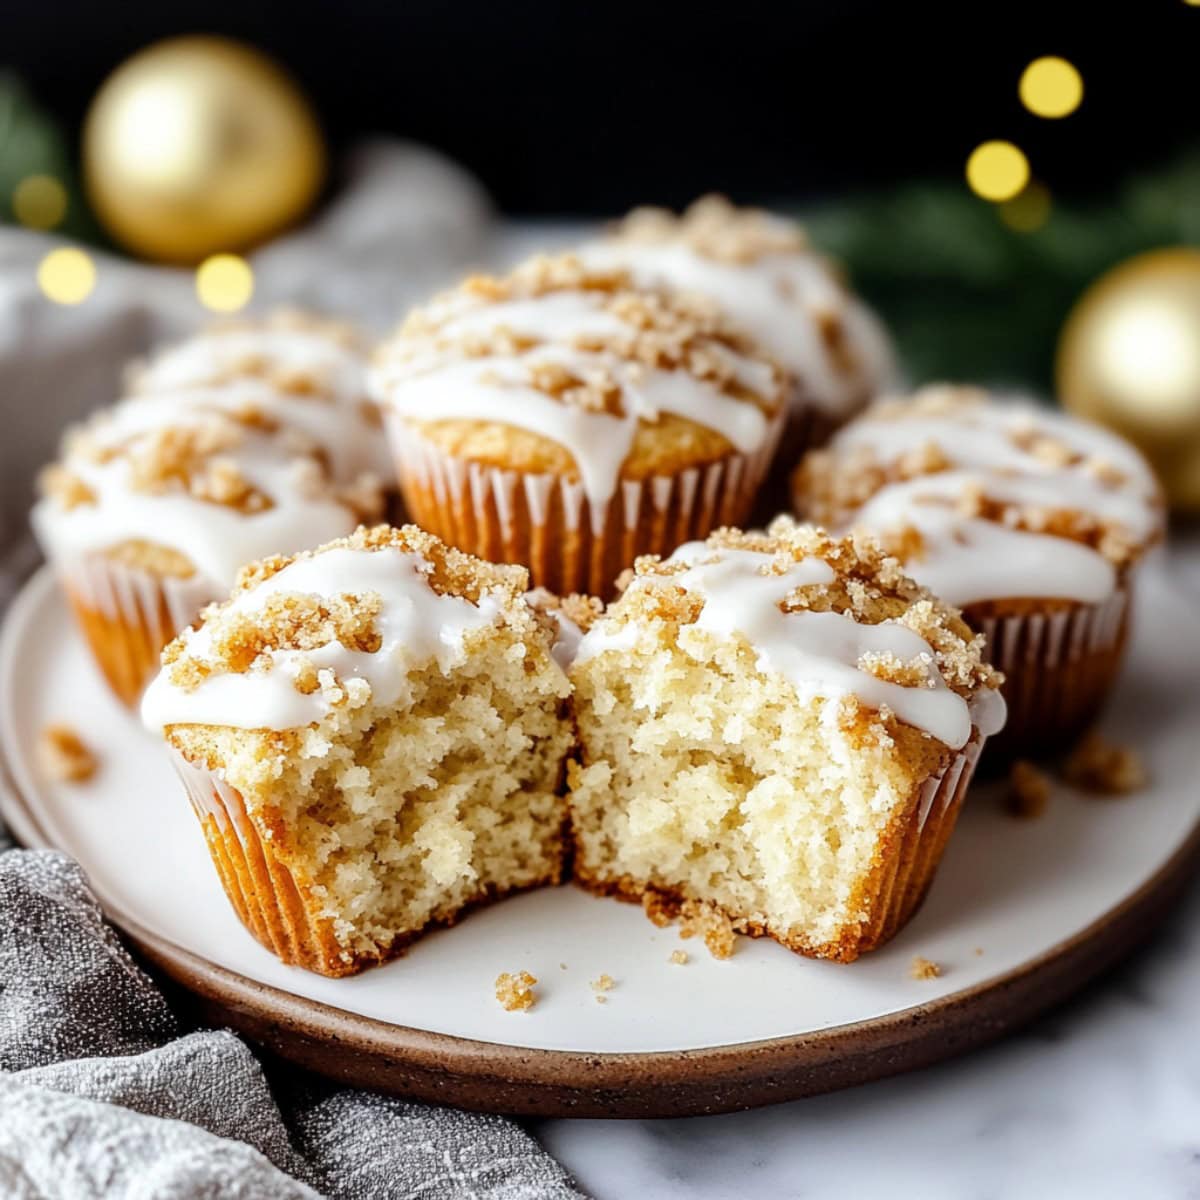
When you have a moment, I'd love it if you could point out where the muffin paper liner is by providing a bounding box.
[858,730,982,955]
[968,579,1132,761]
[385,414,784,596]
[55,554,217,707]
[169,749,351,977]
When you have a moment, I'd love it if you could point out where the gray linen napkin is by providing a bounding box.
[0,143,584,1199]
[0,849,584,1199]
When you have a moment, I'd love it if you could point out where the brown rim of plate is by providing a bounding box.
[4,749,1198,1120]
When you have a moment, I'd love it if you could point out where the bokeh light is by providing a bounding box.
[1097,299,1200,414]
[999,181,1052,233]
[1019,57,1084,119]
[195,253,254,312]
[37,247,97,305]
[13,175,69,230]
[966,141,1030,202]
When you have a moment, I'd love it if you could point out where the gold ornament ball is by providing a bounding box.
[83,36,326,264]
[1058,247,1200,512]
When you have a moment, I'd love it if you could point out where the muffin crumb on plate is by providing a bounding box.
[38,723,98,783]
[910,956,942,981]
[495,971,538,1012]
[1006,760,1051,819]
[1063,732,1147,795]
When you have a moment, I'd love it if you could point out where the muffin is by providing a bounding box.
[567,522,1005,962]
[370,254,787,596]
[141,525,574,977]
[129,308,393,488]
[579,196,894,515]
[34,402,380,706]
[793,385,1166,757]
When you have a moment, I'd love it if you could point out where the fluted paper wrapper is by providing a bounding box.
[54,555,216,707]
[385,415,784,597]
[968,581,1132,761]
[169,749,352,977]
[852,730,983,957]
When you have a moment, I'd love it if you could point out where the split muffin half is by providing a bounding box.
[142,524,573,977]
[567,521,1006,962]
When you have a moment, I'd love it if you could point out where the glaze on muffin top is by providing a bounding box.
[793,385,1165,607]
[575,519,1005,750]
[370,254,787,506]
[578,196,893,417]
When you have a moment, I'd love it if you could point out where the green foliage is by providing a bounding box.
[0,73,98,240]
[802,161,1200,392]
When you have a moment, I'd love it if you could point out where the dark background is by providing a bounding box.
[5,0,1198,213]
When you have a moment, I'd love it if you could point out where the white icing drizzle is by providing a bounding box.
[33,407,362,590]
[141,546,509,731]
[134,327,392,480]
[543,608,585,671]
[576,543,1002,748]
[852,476,1117,606]
[371,284,782,510]
[825,398,1163,607]
[137,328,364,405]
[97,383,383,486]
[578,237,893,417]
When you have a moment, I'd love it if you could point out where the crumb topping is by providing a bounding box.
[610,194,809,264]
[495,970,538,1012]
[38,464,96,510]
[620,519,1001,703]
[669,950,689,965]
[37,406,381,522]
[1062,732,1147,795]
[159,525,530,691]
[910,955,941,980]
[169,592,384,692]
[525,588,603,634]
[126,422,271,512]
[39,724,98,783]
[129,308,367,398]
[388,253,784,418]
[795,384,1161,567]
[590,973,615,993]
[1006,760,1051,819]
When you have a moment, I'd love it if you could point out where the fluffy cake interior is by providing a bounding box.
[569,628,947,959]
[169,623,572,971]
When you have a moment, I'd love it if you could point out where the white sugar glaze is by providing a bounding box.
[136,328,365,406]
[540,608,586,671]
[576,543,1005,749]
[578,237,893,417]
[102,383,385,486]
[371,285,783,509]
[141,546,512,731]
[134,327,390,481]
[33,407,361,591]
[824,399,1163,607]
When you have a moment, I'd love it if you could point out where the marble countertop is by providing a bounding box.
[534,535,1200,1200]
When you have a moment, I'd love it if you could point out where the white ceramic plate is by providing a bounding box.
[3,566,1198,1114]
